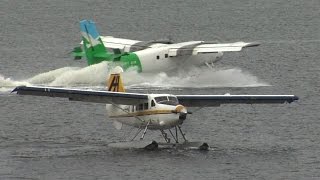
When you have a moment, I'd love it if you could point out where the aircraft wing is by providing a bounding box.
[168,41,260,56]
[100,36,141,51]
[13,86,298,107]
[100,36,172,52]
[176,94,299,107]
[12,86,148,105]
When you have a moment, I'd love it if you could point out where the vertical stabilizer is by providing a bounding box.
[80,20,110,65]
[107,73,125,92]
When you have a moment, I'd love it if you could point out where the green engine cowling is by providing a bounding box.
[118,53,142,72]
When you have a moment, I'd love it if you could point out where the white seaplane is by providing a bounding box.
[72,20,260,73]
[13,70,298,150]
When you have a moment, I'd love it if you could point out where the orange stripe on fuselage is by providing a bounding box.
[109,109,174,118]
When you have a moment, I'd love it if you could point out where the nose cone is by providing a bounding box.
[175,105,187,113]
[175,105,188,120]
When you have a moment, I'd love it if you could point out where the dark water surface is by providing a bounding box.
[1,0,320,179]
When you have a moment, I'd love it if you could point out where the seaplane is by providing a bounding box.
[72,20,260,72]
[12,68,299,150]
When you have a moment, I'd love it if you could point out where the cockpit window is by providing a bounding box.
[151,100,155,107]
[168,96,178,102]
[154,96,167,103]
[154,96,178,105]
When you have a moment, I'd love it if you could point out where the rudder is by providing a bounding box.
[107,73,125,92]
[80,20,110,65]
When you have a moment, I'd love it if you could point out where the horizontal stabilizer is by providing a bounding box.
[72,46,84,60]
[93,52,110,58]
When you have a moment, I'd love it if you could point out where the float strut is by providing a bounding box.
[168,129,179,143]
[177,125,187,142]
[140,120,151,140]
[131,128,143,141]
[160,129,171,143]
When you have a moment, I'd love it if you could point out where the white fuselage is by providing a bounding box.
[134,42,223,72]
[106,94,187,130]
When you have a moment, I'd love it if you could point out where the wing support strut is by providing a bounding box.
[107,101,144,123]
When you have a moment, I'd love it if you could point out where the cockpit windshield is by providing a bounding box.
[154,96,179,105]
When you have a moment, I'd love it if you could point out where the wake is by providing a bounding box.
[124,66,268,89]
[0,62,268,93]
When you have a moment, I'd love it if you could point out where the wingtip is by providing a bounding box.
[287,95,299,103]
[11,86,26,93]
[245,42,260,48]
[11,87,18,93]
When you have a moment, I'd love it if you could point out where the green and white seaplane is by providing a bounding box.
[72,20,260,72]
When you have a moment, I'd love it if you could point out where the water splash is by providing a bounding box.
[0,75,31,92]
[27,67,81,85]
[0,62,268,93]
[123,66,268,89]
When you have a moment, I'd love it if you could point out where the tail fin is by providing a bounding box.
[80,20,111,65]
[107,73,125,92]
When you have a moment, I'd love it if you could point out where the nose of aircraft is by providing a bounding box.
[174,105,188,120]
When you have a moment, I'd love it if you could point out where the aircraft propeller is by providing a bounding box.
[171,105,190,121]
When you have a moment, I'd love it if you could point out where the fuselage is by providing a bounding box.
[106,94,187,130]
[106,41,223,73]
[133,43,223,72]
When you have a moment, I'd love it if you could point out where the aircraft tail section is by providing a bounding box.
[80,20,111,65]
[107,73,125,92]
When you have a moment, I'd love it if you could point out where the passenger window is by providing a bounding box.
[139,104,143,110]
[156,55,160,59]
[165,54,168,58]
[144,103,148,110]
